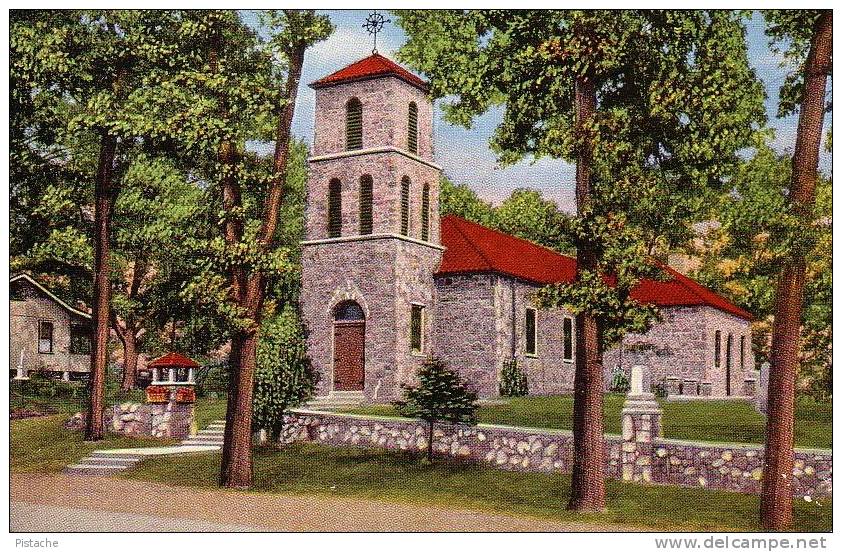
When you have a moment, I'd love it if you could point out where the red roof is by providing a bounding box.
[437,215,752,320]
[310,53,428,91]
[147,352,200,368]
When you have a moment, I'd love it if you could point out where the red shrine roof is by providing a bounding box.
[148,352,200,368]
[437,215,753,320]
[310,53,428,91]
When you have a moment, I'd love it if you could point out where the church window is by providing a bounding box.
[408,102,418,154]
[421,183,430,241]
[334,301,365,321]
[328,179,342,238]
[400,176,411,236]
[410,304,424,353]
[525,308,537,356]
[562,316,573,362]
[740,335,745,370]
[359,175,373,235]
[38,320,54,354]
[346,98,363,150]
[714,330,721,368]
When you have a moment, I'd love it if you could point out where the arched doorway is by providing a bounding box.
[333,301,365,391]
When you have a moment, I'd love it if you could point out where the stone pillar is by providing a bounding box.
[152,367,160,383]
[188,367,195,383]
[756,362,770,415]
[682,378,698,396]
[168,367,176,383]
[665,377,680,397]
[621,365,663,483]
[62,371,70,382]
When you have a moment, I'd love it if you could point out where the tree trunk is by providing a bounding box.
[567,75,606,512]
[761,11,831,532]
[85,131,118,442]
[218,37,308,489]
[120,327,139,391]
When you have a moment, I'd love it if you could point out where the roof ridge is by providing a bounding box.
[10,273,91,319]
[656,262,752,319]
[443,214,573,261]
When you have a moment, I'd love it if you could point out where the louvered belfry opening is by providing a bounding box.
[359,175,373,235]
[408,102,418,154]
[328,178,342,238]
[421,182,430,241]
[400,176,411,236]
[346,98,363,150]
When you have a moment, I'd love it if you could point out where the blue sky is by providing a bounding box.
[247,10,832,213]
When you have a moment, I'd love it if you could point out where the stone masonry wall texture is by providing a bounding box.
[280,409,832,498]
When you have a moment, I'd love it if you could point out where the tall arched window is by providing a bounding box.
[346,98,362,150]
[328,179,342,238]
[359,175,373,235]
[421,182,430,241]
[407,102,418,154]
[400,176,411,236]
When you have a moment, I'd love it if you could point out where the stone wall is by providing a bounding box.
[279,408,831,498]
[65,388,195,440]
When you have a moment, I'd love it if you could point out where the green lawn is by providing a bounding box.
[193,396,228,428]
[10,415,175,473]
[126,442,831,532]
[341,395,832,449]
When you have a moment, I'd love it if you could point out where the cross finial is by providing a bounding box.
[363,11,390,54]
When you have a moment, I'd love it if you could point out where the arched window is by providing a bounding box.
[346,98,362,150]
[421,182,430,241]
[359,175,373,235]
[328,179,342,238]
[400,176,411,236]
[334,300,365,322]
[407,102,418,154]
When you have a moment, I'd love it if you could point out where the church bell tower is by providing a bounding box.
[299,53,443,402]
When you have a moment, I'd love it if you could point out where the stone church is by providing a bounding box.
[299,54,757,404]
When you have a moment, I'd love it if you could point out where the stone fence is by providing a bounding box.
[66,384,196,440]
[280,367,831,498]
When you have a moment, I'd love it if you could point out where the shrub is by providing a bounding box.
[394,358,478,462]
[652,378,668,399]
[499,359,528,397]
[610,365,631,393]
[252,306,318,441]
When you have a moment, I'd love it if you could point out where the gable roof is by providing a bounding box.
[310,53,428,91]
[10,273,91,319]
[148,352,200,368]
[436,215,752,320]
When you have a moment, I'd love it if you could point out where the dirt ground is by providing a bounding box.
[11,473,629,532]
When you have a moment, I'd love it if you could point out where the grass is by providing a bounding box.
[10,415,175,473]
[342,395,832,449]
[193,396,228,428]
[126,442,832,532]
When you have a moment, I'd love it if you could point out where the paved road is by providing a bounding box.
[11,502,257,532]
[11,473,628,532]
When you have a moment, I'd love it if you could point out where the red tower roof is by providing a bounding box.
[310,53,428,91]
[437,215,752,320]
[147,352,200,368]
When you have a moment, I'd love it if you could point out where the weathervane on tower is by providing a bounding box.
[363,11,390,54]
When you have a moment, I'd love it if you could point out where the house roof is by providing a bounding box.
[148,352,200,368]
[10,273,91,319]
[436,215,753,320]
[310,53,428,91]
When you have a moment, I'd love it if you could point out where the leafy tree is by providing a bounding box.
[252,305,317,441]
[396,9,765,510]
[395,358,478,463]
[495,188,575,254]
[759,10,832,532]
[440,175,495,225]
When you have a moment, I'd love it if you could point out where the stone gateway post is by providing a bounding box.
[620,365,663,483]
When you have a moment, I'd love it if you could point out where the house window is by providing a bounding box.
[563,317,573,362]
[70,324,91,355]
[359,175,373,235]
[421,183,430,241]
[714,330,721,368]
[410,304,424,353]
[38,321,54,354]
[407,102,418,154]
[400,176,411,236]
[740,335,745,370]
[525,308,537,356]
[328,178,342,238]
[346,98,362,150]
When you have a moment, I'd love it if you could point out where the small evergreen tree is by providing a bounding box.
[499,359,528,397]
[252,306,317,442]
[395,358,478,462]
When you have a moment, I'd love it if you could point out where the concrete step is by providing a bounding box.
[88,451,147,461]
[179,441,222,448]
[189,434,224,441]
[65,464,129,476]
[198,430,224,436]
[78,456,138,466]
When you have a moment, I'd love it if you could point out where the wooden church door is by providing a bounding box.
[333,301,365,391]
